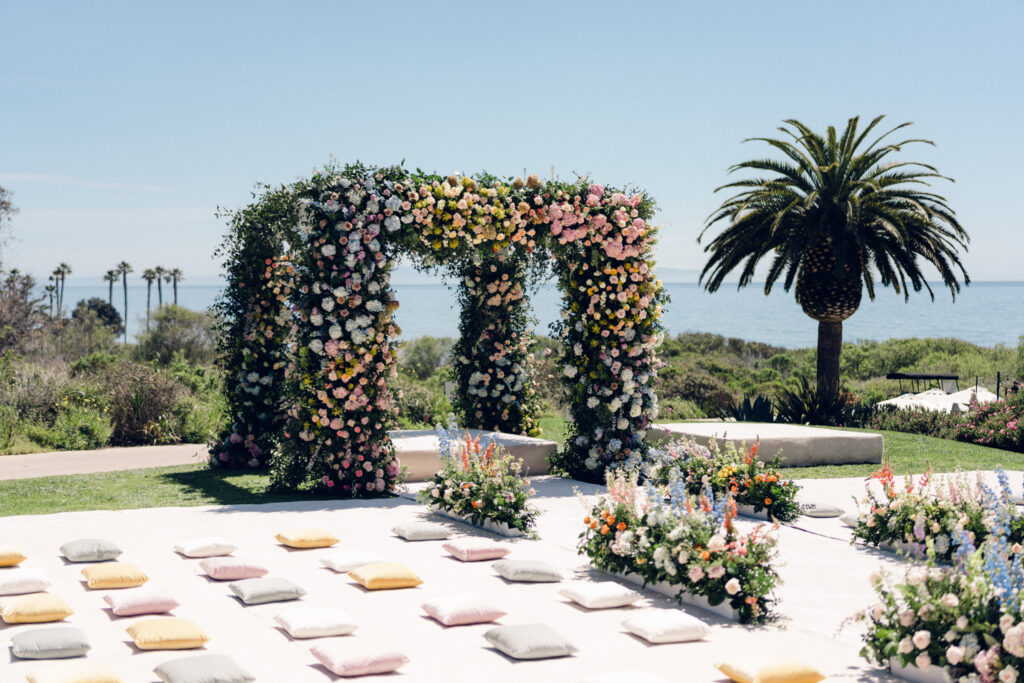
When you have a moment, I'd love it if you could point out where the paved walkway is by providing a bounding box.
[0,443,207,480]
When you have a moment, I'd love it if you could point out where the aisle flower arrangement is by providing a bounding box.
[418,419,538,536]
[647,438,801,522]
[850,464,1021,562]
[859,469,1024,682]
[578,470,781,623]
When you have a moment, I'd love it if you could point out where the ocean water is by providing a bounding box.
[53,281,1024,349]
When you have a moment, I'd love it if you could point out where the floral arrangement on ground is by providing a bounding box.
[417,419,539,536]
[578,469,781,623]
[647,437,801,522]
[859,469,1024,682]
[851,464,1024,563]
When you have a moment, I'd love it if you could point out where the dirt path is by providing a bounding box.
[0,443,207,480]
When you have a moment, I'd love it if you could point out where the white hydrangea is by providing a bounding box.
[329,324,342,339]
[308,340,324,354]
[310,313,323,326]
[321,297,335,311]
[563,365,578,378]
[321,244,336,257]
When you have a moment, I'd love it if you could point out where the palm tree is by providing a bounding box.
[168,268,184,305]
[154,266,166,307]
[116,261,133,343]
[141,268,157,330]
[43,283,56,318]
[103,269,119,305]
[52,262,71,318]
[699,116,969,398]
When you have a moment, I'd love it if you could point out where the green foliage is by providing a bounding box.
[399,336,453,381]
[393,370,452,429]
[730,395,777,423]
[868,406,959,440]
[135,305,216,365]
[775,375,849,425]
[72,298,123,335]
[955,397,1024,453]
[69,351,119,376]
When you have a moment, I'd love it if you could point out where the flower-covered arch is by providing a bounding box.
[212,163,667,494]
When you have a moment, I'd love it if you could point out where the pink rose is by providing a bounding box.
[946,646,964,666]
[708,564,725,579]
[687,566,704,582]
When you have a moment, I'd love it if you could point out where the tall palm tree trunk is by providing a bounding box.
[108,281,113,305]
[122,278,129,344]
[816,321,843,397]
[172,278,178,305]
[146,282,152,330]
[156,279,163,307]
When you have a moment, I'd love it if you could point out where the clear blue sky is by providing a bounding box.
[2,0,1021,284]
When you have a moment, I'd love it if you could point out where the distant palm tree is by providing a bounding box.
[116,261,133,343]
[103,269,119,305]
[700,115,970,397]
[168,268,184,305]
[154,266,166,307]
[52,262,71,317]
[141,268,157,330]
[43,283,56,318]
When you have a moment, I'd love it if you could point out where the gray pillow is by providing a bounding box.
[484,624,577,660]
[800,502,844,518]
[60,538,122,562]
[392,522,451,541]
[154,654,255,683]
[228,577,305,605]
[10,627,90,659]
[492,560,562,583]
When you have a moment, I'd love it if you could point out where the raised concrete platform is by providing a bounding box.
[390,428,557,481]
[645,422,883,467]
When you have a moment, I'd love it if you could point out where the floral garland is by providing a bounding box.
[647,438,801,522]
[219,164,666,495]
[578,470,781,623]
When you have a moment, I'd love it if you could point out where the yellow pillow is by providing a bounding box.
[349,562,422,590]
[716,658,825,683]
[26,661,123,683]
[1,593,74,623]
[81,563,148,589]
[0,545,27,567]
[126,617,209,650]
[275,528,339,549]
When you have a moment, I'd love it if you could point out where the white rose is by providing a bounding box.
[897,638,914,655]
[321,297,335,312]
[946,645,964,665]
[617,418,629,430]
[321,244,336,257]
[907,567,927,586]
[941,593,959,609]
[563,366,577,378]
[1000,665,1019,683]
[587,397,599,409]
[915,653,931,671]
[725,578,741,595]
[329,324,342,339]
[310,313,323,326]
[912,630,931,649]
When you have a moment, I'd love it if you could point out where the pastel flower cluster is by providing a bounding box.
[956,394,1024,454]
[860,469,1024,682]
[577,469,781,623]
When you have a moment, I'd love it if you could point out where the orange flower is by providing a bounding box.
[590,521,599,530]
[616,522,627,531]
[584,516,592,525]
[606,515,616,525]
[701,551,710,561]
[764,497,772,506]
[600,524,610,535]
[730,485,738,494]
[471,500,479,509]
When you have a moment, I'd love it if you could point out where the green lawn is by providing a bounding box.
[2,426,1022,517]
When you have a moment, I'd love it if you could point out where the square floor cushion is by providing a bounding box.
[198,557,268,581]
[81,564,148,589]
[173,537,237,558]
[274,606,358,638]
[154,654,254,683]
[275,528,339,549]
[559,581,642,609]
[309,642,409,677]
[715,657,825,683]
[0,545,27,566]
[103,590,179,616]
[421,593,506,626]
[126,618,210,650]
[442,537,511,562]
[348,562,422,590]
[1,593,74,623]
[319,550,385,573]
[25,662,123,683]
[621,609,710,643]
[228,577,305,605]
[10,627,91,659]
[484,623,577,660]
[0,567,52,595]
[59,539,121,563]
[492,559,562,583]
[391,522,451,541]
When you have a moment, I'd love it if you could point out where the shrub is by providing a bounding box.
[658,396,705,421]
[0,270,46,352]
[775,376,848,426]
[103,362,183,445]
[868,405,959,439]
[399,336,453,381]
[729,395,776,423]
[954,397,1024,453]
[393,371,451,429]
[72,298,123,335]
[69,351,119,376]
[135,305,216,365]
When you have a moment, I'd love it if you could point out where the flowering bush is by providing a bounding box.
[859,469,1024,682]
[578,470,781,623]
[850,464,1022,563]
[647,438,801,522]
[418,419,538,535]
[956,396,1024,454]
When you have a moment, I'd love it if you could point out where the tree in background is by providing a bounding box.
[700,116,970,399]
[116,261,132,343]
[43,282,56,318]
[0,186,16,269]
[169,267,184,305]
[154,266,166,307]
[72,297,123,336]
[51,263,71,318]
[141,268,157,330]
[0,269,45,351]
[103,269,119,305]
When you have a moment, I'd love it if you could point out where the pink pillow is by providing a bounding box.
[199,557,268,580]
[103,590,180,616]
[310,643,408,676]
[442,537,511,562]
[421,593,507,626]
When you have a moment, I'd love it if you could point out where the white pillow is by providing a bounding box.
[0,568,52,596]
[622,609,710,643]
[392,522,451,541]
[559,582,642,609]
[274,606,358,638]
[319,550,385,573]
[578,672,669,683]
[421,593,507,626]
[173,537,237,558]
[103,590,179,616]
